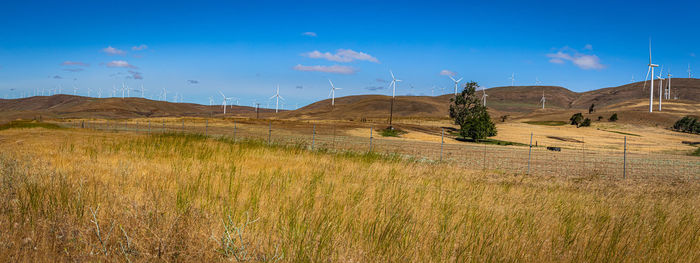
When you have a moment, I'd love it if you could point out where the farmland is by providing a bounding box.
[1,125,699,261]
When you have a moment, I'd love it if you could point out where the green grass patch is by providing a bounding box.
[691,147,700,157]
[0,120,62,131]
[380,128,407,137]
[601,130,641,137]
[524,121,567,126]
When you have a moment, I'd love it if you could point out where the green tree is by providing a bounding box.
[588,103,595,114]
[570,113,584,127]
[609,113,618,122]
[449,81,497,141]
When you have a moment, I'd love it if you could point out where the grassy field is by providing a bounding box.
[1,127,699,261]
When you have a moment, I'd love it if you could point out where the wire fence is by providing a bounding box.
[54,118,700,180]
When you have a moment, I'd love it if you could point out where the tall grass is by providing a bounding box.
[0,128,699,262]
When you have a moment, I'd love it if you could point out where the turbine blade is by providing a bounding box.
[643,66,651,91]
[390,70,395,80]
[456,78,463,82]
[449,76,456,82]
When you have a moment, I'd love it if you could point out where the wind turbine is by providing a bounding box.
[328,79,341,107]
[540,89,546,109]
[448,76,463,95]
[535,77,542,86]
[270,85,283,113]
[161,88,167,101]
[509,72,515,86]
[209,97,214,106]
[98,88,102,98]
[643,39,658,113]
[657,66,663,111]
[121,83,126,98]
[73,84,78,95]
[388,70,401,126]
[140,84,146,98]
[481,87,488,106]
[689,64,693,78]
[218,91,230,114]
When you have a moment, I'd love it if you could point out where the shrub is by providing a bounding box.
[597,116,603,121]
[609,113,618,122]
[580,118,591,127]
[673,116,700,134]
[569,113,584,127]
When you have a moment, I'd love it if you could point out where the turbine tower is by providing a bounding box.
[388,70,401,126]
[666,72,672,100]
[328,79,341,107]
[657,66,663,111]
[481,87,488,106]
[510,72,515,86]
[689,64,693,78]
[270,85,283,113]
[643,39,658,113]
[448,76,462,95]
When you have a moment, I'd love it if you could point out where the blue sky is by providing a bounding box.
[1,0,698,108]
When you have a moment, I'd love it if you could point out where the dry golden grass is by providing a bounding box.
[1,127,699,262]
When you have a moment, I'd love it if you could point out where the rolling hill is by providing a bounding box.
[1,79,698,125]
[0,95,278,122]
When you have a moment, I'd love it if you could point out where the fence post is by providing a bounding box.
[440,128,444,161]
[369,125,374,152]
[528,132,533,175]
[311,124,316,150]
[623,136,627,179]
[162,120,165,133]
[233,120,237,142]
[205,119,208,136]
[148,120,151,134]
[268,121,272,145]
[81,120,84,128]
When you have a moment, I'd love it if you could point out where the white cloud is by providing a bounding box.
[302,32,317,37]
[106,60,137,69]
[546,47,604,70]
[302,49,379,63]
[293,64,356,74]
[102,46,126,55]
[61,61,89,67]
[132,44,148,51]
[439,69,457,76]
[583,44,593,50]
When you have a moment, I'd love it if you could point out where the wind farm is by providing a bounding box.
[1,0,699,262]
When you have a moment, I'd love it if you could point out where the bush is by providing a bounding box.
[570,113,584,127]
[580,118,591,127]
[673,116,700,134]
[609,113,618,122]
[597,116,603,121]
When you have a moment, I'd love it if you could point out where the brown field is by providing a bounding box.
[1,126,699,262]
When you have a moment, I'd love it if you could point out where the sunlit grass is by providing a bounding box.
[0,128,699,261]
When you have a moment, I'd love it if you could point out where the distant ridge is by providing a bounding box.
[1,79,698,122]
[0,94,278,122]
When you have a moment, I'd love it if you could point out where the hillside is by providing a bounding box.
[282,79,700,120]
[1,79,698,124]
[0,95,277,122]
